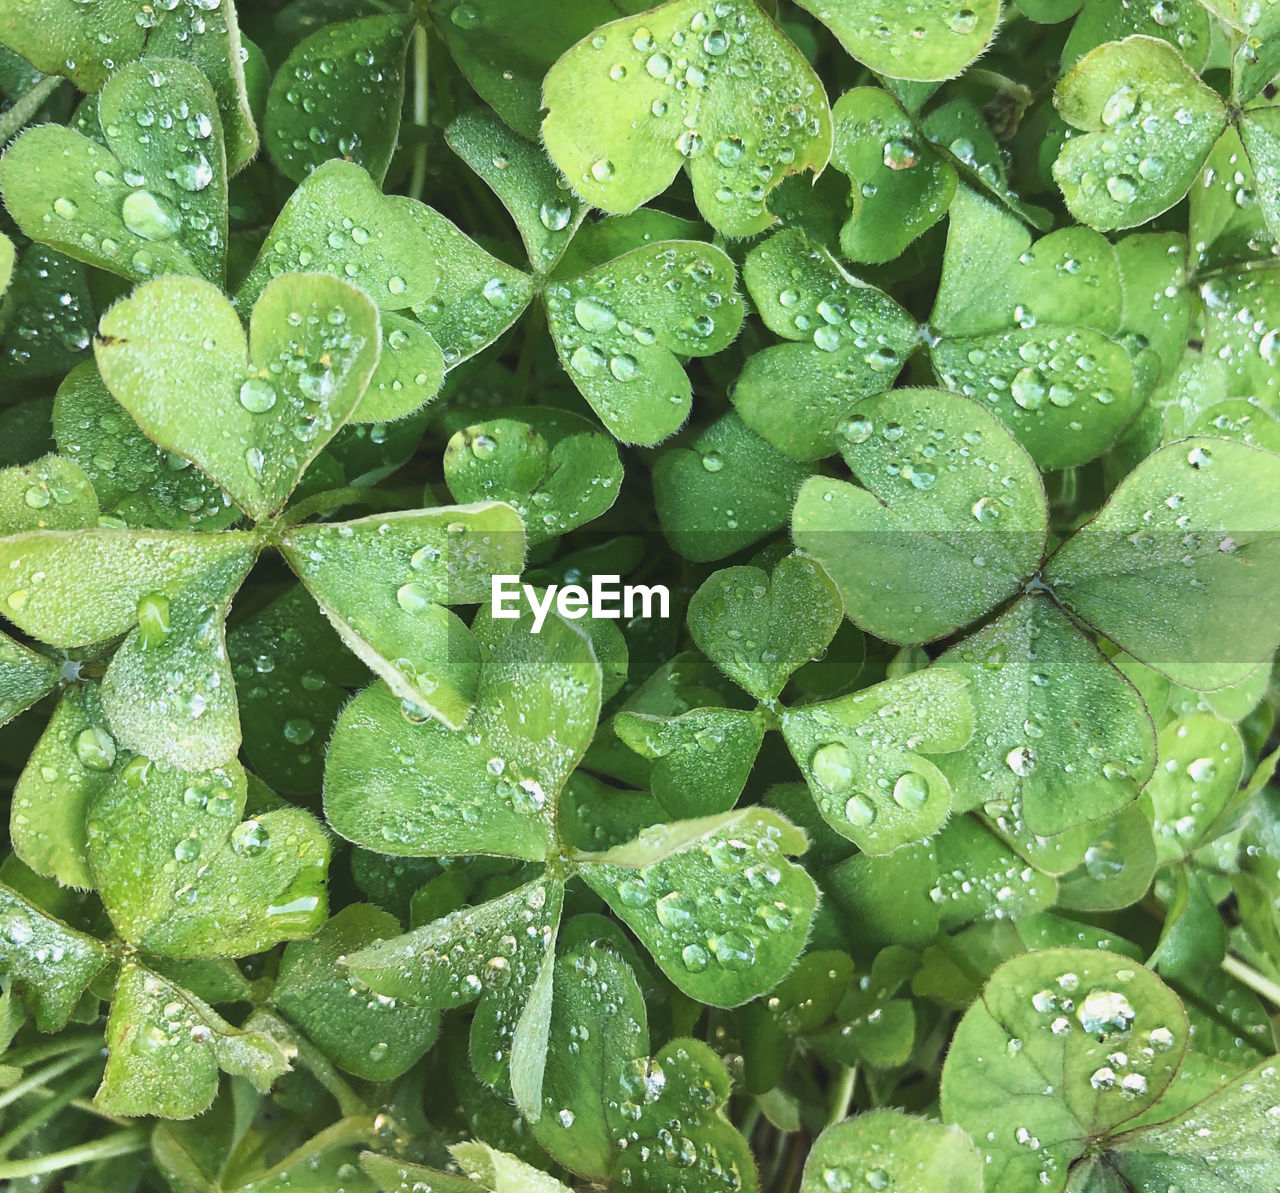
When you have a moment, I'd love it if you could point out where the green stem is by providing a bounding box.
[0,73,63,146]
[0,1047,100,1114]
[826,1063,857,1127]
[408,23,430,202]
[3,1033,102,1071]
[0,1072,98,1158]
[0,1128,147,1179]
[1222,953,1280,1008]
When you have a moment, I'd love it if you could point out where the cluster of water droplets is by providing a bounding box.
[3,247,94,370]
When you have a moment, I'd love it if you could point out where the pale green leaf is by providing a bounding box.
[801,1111,982,1193]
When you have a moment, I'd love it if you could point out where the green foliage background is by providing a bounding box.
[0,0,1277,1189]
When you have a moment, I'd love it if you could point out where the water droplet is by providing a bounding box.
[75,726,117,771]
[1006,746,1036,776]
[137,592,170,649]
[812,742,854,791]
[711,930,755,970]
[882,139,919,170]
[539,200,572,231]
[892,771,929,811]
[1077,989,1135,1036]
[701,451,724,472]
[574,295,617,333]
[230,819,270,857]
[121,190,179,240]
[239,376,277,413]
[396,582,433,614]
[845,795,876,827]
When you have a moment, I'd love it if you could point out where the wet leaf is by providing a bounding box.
[0,452,97,534]
[935,593,1157,835]
[542,0,832,237]
[280,502,525,726]
[734,229,918,460]
[1146,711,1243,860]
[781,668,973,852]
[272,904,439,1081]
[89,758,330,957]
[801,1111,982,1193]
[1053,36,1227,231]
[580,807,818,1007]
[542,239,743,444]
[324,611,599,860]
[96,272,382,520]
[265,14,413,185]
[0,0,146,91]
[0,59,228,283]
[1045,437,1280,689]
[795,0,1001,81]
[687,555,843,701]
[0,627,58,729]
[791,387,1047,644]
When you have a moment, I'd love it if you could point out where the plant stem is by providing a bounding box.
[0,1128,147,1179]
[0,1047,100,1114]
[0,1072,97,1158]
[826,1063,857,1127]
[276,485,400,527]
[1222,953,1280,1008]
[408,23,430,202]
[0,74,63,146]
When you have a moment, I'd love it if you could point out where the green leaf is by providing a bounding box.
[0,230,13,297]
[1053,36,1227,231]
[931,325,1138,470]
[0,0,146,91]
[829,87,957,264]
[734,229,918,460]
[791,387,1047,644]
[0,453,97,534]
[324,611,599,860]
[800,1111,982,1193]
[344,878,563,1081]
[1063,0,1212,73]
[541,0,832,237]
[403,199,535,369]
[97,960,290,1119]
[53,362,239,530]
[272,904,439,1081]
[1045,437,1280,689]
[1240,105,1280,244]
[450,1142,574,1193]
[687,555,843,701]
[1146,712,1243,860]
[443,412,622,547]
[794,0,1001,81]
[12,684,115,888]
[935,593,1156,834]
[280,502,525,726]
[941,947,1190,1193]
[228,585,365,796]
[265,15,412,185]
[1199,267,1280,406]
[144,0,259,175]
[0,242,95,380]
[614,707,764,818]
[1054,804,1158,912]
[543,240,743,444]
[99,543,254,770]
[236,160,438,311]
[427,0,653,141]
[445,110,585,274]
[89,758,330,956]
[0,59,228,284]
[655,412,811,561]
[362,1153,474,1193]
[580,808,818,1007]
[531,945,648,1178]
[96,272,382,520]
[781,668,973,852]
[0,627,58,728]
[1115,1058,1280,1190]
[0,526,257,647]
[0,881,109,1031]
[606,1037,757,1193]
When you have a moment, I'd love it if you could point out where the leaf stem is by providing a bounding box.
[1222,952,1280,1008]
[0,1127,148,1179]
[0,73,63,146]
[826,1063,857,1127]
[0,1071,98,1158]
[408,23,430,202]
[277,486,402,527]
[0,1046,101,1114]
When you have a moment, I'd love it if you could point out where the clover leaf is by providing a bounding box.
[96,272,382,521]
[542,0,832,237]
[794,0,1001,81]
[735,229,918,460]
[265,15,413,186]
[801,1111,982,1193]
[793,387,1047,643]
[782,668,973,852]
[1045,436,1280,689]
[0,59,228,284]
[936,592,1157,837]
[0,627,58,729]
